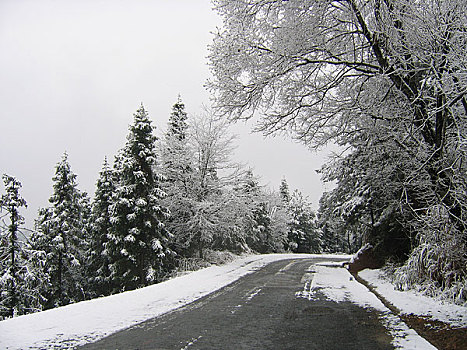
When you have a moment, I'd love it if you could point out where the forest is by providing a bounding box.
[1,0,466,318]
[0,100,321,318]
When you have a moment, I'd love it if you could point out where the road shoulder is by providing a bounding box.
[357,268,467,350]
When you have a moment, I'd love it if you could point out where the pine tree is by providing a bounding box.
[32,153,89,309]
[249,202,273,253]
[167,95,188,141]
[108,105,173,292]
[163,96,192,180]
[238,170,270,253]
[0,175,29,317]
[87,157,114,297]
[287,190,321,253]
[26,207,53,312]
[279,178,291,204]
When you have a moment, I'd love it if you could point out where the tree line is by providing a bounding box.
[0,100,321,318]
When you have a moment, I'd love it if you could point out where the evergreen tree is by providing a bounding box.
[26,207,53,312]
[317,190,363,254]
[238,170,271,253]
[87,157,114,297]
[164,97,192,180]
[0,175,29,317]
[167,95,188,141]
[108,105,173,292]
[287,190,321,253]
[279,178,290,204]
[249,202,273,253]
[32,153,89,309]
[317,192,345,253]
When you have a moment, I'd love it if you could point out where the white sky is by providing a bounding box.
[0,0,333,228]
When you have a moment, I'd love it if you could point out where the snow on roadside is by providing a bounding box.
[0,253,340,350]
[359,269,467,328]
[303,265,437,349]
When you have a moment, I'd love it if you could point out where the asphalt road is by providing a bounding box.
[79,258,394,349]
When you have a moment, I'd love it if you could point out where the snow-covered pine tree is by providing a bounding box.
[0,175,29,318]
[26,207,52,312]
[32,153,89,309]
[163,96,192,185]
[279,178,291,205]
[248,201,272,253]
[317,192,346,253]
[164,97,192,179]
[287,190,321,253]
[108,105,173,293]
[237,170,270,253]
[167,95,188,141]
[87,157,114,297]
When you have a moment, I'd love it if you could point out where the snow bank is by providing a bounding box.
[359,269,467,328]
[0,253,336,350]
[301,265,437,349]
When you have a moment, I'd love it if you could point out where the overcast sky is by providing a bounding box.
[0,0,333,228]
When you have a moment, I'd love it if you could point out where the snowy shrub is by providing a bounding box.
[171,257,211,276]
[394,206,466,305]
[203,249,237,265]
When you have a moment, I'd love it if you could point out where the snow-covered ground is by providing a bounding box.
[1,254,456,349]
[0,254,339,350]
[359,269,467,328]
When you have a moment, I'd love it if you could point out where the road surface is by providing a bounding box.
[79,258,394,349]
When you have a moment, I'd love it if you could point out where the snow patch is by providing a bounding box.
[295,280,314,301]
[315,261,345,267]
[308,265,385,310]
[180,335,202,349]
[246,287,262,301]
[382,312,438,349]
